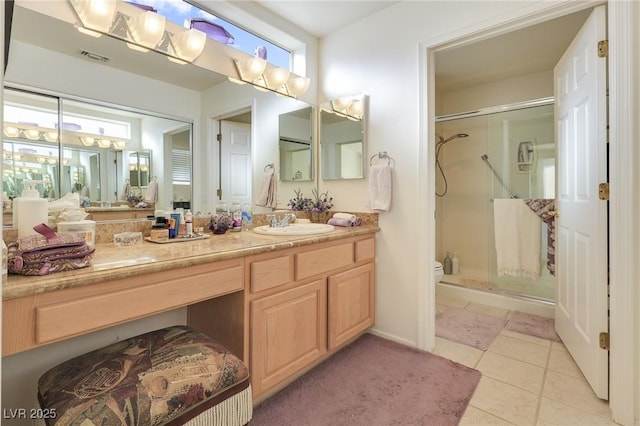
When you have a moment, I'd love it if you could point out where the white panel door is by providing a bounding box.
[554,5,608,399]
[221,121,251,206]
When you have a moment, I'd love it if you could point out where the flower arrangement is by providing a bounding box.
[126,194,143,205]
[289,188,312,211]
[309,188,333,213]
[288,188,333,213]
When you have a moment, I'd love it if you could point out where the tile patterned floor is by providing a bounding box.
[434,295,618,425]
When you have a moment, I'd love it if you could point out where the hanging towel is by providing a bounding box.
[256,169,277,208]
[145,181,158,203]
[368,164,392,212]
[122,181,131,201]
[523,199,556,276]
[493,199,541,279]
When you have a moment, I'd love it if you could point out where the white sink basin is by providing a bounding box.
[252,223,335,236]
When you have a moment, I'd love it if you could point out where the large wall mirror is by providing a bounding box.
[279,106,314,182]
[320,94,368,180]
[2,87,192,225]
[5,2,318,219]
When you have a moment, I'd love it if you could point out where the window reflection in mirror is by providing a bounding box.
[279,106,314,182]
[2,87,192,225]
[320,94,368,180]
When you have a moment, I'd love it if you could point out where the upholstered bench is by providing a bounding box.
[37,325,252,426]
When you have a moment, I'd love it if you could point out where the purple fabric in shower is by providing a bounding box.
[524,198,555,276]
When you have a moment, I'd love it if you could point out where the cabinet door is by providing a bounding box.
[250,279,327,396]
[328,263,375,350]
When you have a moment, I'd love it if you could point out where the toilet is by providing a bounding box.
[435,261,444,283]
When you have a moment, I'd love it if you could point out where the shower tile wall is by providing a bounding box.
[436,116,490,285]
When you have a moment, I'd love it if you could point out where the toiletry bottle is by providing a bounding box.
[185,209,193,236]
[242,203,253,231]
[230,200,242,231]
[216,199,228,213]
[14,180,48,238]
[443,252,453,275]
[452,252,460,275]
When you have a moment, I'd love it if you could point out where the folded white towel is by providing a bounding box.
[333,212,357,222]
[368,164,392,212]
[493,199,541,279]
[145,181,158,203]
[256,169,277,208]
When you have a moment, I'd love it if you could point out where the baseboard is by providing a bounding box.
[367,328,418,349]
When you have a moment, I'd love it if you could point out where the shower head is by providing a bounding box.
[438,133,469,145]
[481,154,488,161]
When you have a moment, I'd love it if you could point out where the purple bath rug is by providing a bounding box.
[505,311,561,342]
[250,333,480,426]
[436,307,507,350]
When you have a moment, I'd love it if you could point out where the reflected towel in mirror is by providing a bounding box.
[256,169,277,208]
[368,164,392,212]
[122,181,131,201]
[145,181,158,203]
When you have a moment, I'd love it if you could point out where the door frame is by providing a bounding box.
[418,1,637,424]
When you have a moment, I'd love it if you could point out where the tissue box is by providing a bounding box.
[57,220,96,248]
[113,232,143,247]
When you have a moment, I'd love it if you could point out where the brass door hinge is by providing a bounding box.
[216,189,222,198]
[599,332,610,350]
[217,133,222,142]
[598,40,608,57]
[599,182,609,200]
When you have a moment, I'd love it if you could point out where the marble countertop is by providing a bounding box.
[3,225,379,300]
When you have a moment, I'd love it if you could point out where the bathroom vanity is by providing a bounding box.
[2,224,377,401]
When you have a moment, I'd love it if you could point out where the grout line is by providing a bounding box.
[533,341,553,424]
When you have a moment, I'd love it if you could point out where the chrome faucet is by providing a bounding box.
[268,213,297,227]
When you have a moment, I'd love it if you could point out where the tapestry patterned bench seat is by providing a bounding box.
[37,325,252,426]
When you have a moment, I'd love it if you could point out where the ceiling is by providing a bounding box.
[8,4,228,92]
[254,1,398,38]
[434,7,593,91]
[7,2,593,94]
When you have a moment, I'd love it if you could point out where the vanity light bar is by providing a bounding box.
[230,57,310,99]
[69,0,207,64]
[330,95,365,121]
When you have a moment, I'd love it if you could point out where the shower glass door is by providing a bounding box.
[435,101,555,301]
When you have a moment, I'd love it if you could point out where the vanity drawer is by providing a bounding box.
[34,259,244,345]
[250,255,293,293]
[355,237,375,262]
[295,242,353,280]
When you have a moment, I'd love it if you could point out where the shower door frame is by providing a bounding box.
[435,98,556,302]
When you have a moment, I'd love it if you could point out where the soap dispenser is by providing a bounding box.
[14,180,48,237]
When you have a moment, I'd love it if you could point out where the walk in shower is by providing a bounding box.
[435,98,555,302]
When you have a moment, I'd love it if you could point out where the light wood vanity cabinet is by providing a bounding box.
[248,235,375,398]
[250,279,327,395]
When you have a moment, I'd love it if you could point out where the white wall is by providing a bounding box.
[321,1,639,424]
[319,0,562,347]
